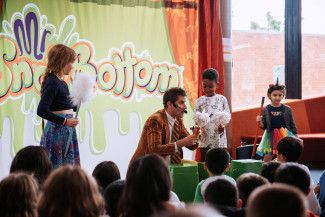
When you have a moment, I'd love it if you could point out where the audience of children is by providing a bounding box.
[193,148,235,203]
[247,183,308,217]
[260,161,281,183]
[0,173,39,217]
[104,179,126,217]
[276,137,321,215]
[119,154,177,217]
[1,135,324,217]
[92,161,121,193]
[9,145,52,186]
[204,178,245,217]
[38,165,105,217]
[236,173,270,207]
[274,162,319,217]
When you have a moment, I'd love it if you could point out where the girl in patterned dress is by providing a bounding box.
[256,82,298,161]
[37,44,79,168]
[194,68,231,162]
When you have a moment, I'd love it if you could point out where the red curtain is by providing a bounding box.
[165,0,224,104]
[198,0,224,96]
[164,1,199,105]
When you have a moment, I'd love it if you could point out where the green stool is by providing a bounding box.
[229,159,263,180]
[170,163,199,202]
[197,162,209,181]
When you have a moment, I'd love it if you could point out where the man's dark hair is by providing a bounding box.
[205,148,230,175]
[277,137,303,162]
[260,161,281,183]
[202,68,219,82]
[204,178,238,207]
[274,162,310,195]
[163,87,186,108]
[236,173,269,207]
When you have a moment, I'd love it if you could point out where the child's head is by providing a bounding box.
[277,137,303,163]
[10,145,52,186]
[260,161,281,183]
[104,179,126,217]
[204,178,239,208]
[205,148,230,176]
[121,154,171,217]
[247,183,307,217]
[274,162,310,195]
[92,161,121,192]
[46,44,76,76]
[236,173,270,207]
[267,82,286,105]
[202,68,219,97]
[38,165,105,217]
[41,44,76,93]
[0,173,39,217]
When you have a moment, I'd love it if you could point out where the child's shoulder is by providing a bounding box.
[197,95,206,100]
[279,103,293,112]
[213,94,228,102]
[283,104,292,109]
[196,96,206,105]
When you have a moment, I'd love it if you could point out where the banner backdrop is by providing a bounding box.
[0,0,223,178]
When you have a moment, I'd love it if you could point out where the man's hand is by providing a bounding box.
[176,134,199,147]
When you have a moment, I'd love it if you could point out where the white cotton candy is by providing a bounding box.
[194,112,211,127]
[210,111,231,126]
[70,72,96,106]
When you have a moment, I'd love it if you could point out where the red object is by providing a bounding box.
[198,0,224,97]
[194,149,201,162]
[193,126,200,135]
[193,126,200,161]
[251,97,265,158]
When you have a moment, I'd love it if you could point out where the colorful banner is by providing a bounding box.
[0,0,201,177]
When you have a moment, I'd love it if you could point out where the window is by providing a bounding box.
[232,0,285,110]
[301,0,325,99]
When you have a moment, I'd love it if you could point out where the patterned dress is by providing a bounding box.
[40,114,80,168]
[194,94,231,149]
[256,104,297,157]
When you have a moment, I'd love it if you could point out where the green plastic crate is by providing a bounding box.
[170,163,199,202]
[229,159,263,180]
[197,162,209,181]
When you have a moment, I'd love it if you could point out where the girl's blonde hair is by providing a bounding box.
[41,44,76,93]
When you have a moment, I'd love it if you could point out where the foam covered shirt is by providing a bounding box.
[194,94,231,148]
